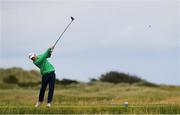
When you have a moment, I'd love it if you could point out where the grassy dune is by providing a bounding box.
[0,82,180,114]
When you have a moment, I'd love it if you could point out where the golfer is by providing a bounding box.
[28,46,55,108]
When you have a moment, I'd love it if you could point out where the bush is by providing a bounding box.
[3,75,18,84]
[55,79,61,84]
[58,78,79,85]
[18,82,41,87]
[89,78,98,82]
[99,71,143,84]
[135,81,159,87]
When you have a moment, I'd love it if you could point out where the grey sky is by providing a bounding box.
[1,0,180,85]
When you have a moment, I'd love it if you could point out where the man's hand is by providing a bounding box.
[49,46,55,52]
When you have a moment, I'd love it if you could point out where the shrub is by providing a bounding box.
[89,78,98,82]
[3,75,18,84]
[135,81,159,87]
[18,82,40,87]
[99,71,143,84]
[58,78,79,85]
[55,79,61,84]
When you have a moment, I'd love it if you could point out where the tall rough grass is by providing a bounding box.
[0,82,180,114]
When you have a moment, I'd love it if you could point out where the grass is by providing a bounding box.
[1,105,180,114]
[0,82,180,114]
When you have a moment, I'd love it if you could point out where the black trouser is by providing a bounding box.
[39,71,55,103]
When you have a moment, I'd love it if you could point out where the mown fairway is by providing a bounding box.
[0,82,180,114]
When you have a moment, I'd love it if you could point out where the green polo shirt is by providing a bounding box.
[33,48,55,75]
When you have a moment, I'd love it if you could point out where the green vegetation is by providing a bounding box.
[0,67,180,114]
[99,71,142,84]
[0,67,157,88]
[0,67,78,88]
[0,67,41,85]
[0,82,180,114]
[3,75,18,84]
[98,71,158,87]
[56,78,79,85]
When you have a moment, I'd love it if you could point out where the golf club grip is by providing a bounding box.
[53,20,74,48]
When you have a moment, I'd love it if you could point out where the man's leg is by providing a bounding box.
[39,75,49,102]
[47,72,55,103]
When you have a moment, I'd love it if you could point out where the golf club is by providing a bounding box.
[53,16,75,49]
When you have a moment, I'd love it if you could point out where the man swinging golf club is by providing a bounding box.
[28,16,74,108]
[29,46,55,108]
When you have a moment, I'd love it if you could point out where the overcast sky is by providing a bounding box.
[1,0,179,85]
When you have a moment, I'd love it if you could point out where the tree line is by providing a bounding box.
[0,67,157,87]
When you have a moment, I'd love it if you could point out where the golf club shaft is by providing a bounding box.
[53,20,74,49]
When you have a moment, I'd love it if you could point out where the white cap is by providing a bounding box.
[28,52,36,59]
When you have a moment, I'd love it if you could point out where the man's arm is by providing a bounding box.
[47,46,54,58]
[34,48,53,64]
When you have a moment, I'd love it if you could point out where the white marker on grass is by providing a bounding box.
[124,101,128,107]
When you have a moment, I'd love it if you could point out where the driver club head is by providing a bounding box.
[71,16,75,21]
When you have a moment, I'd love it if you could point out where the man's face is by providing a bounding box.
[31,55,37,61]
